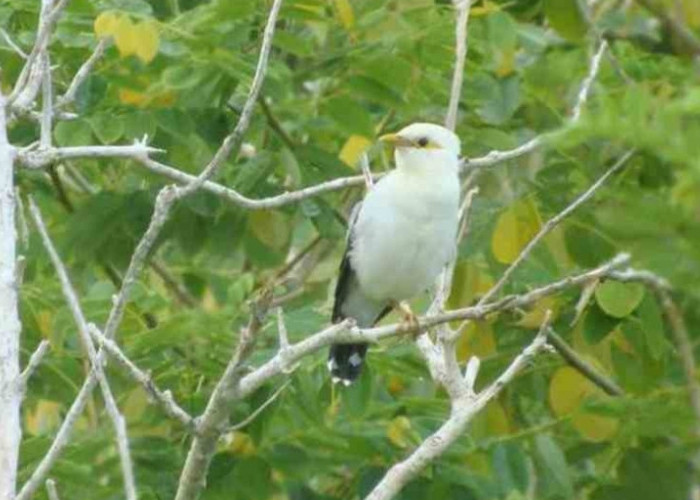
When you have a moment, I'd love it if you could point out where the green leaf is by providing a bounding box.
[595,281,645,318]
[534,434,574,499]
[478,76,521,125]
[54,120,93,147]
[637,294,668,359]
[89,113,124,144]
[543,0,589,42]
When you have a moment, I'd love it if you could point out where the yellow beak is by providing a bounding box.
[378,133,414,148]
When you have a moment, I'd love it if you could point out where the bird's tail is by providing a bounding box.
[327,343,368,385]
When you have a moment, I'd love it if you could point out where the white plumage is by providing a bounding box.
[329,123,461,384]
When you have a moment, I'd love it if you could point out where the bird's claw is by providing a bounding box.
[396,301,421,338]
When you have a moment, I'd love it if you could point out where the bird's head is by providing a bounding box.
[379,122,461,173]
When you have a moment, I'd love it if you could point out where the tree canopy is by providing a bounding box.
[3,0,700,499]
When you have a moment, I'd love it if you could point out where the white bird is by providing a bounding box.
[329,122,461,384]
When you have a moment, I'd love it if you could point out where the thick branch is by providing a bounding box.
[19,340,51,395]
[0,90,22,500]
[365,317,551,500]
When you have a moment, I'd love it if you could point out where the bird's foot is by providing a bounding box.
[395,301,421,338]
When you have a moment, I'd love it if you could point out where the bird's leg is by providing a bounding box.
[392,300,421,338]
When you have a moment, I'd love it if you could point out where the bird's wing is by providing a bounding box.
[332,202,389,326]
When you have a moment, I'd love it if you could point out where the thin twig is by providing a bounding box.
[10,0,69,110]
[546,328,623,396]
[40,52,52,148]
[19,340,51,394]
[445,0,471,131]
[56,38,108,108]
[1,28,28,58]
[479,150,634,304]
[359,153,374,190]
[87,325,196,430]
[26,198,138,500]
[173,0,284,198]
[572,39,608,122]
[45,479,59,500]
[228,381,290,431]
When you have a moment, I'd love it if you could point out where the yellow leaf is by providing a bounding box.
[133,20,160,64]
[456,320,496,362]
[485,400,511,436]
[123,387,148,422]
[549,366,618,441]
[572,411,619,442]
[113,15,138,58]
[495,48,515,77]
[544,225,573,270]
[387,416,413,448]
[464,452,491,476]
[36,309,53,336]
[118,88,148,106]
[470,1,501,17]
[249,210,291,250]
[25,400,61,436]
[338,135,371,168]
[682,0,700,27]
[516,296,558,329]
[448,259,494,308]
[222,431,256,455]
[387,375,405,396]
[94,11,119,38]
[549,366,593,416]
[491,198,542,264]
[333,0,355,30]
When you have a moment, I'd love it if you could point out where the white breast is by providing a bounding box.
[350,169,459,302]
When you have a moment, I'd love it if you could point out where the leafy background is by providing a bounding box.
[3,0,700,499]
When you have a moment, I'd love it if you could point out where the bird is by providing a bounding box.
[328,122,462,385]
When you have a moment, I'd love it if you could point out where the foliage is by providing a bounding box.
[3,0,700,498]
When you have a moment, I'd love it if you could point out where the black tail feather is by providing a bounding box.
[328,343,368,385]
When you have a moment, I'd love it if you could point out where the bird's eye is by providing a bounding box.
[417,137,429,147]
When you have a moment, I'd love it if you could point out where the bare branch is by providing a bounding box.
[480,149,634,304]
[0,89,22,500]
[364,313,552,500]
[445,0,471,131]
[238,254,629,399]
[1,28,28,59]
[546,328,623,396]
[19,340,51,395]
[464,37,609,173]
[56,38,108,108]
[44,480,59,500]
[572,39,608,122]
[40,53,52,148]
[175,291,274,500]
[87,324,196,430]
[10,0,69,111]
[17,142,164,169]
[228,381,290,431]
[359,153,374,190]
[26,198,138,500]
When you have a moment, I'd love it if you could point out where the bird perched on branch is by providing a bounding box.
[329,123,461,385]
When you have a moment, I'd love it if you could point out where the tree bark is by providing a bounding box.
[0,96,21,500]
